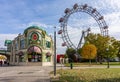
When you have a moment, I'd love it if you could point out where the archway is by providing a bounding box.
[27,46,42,62]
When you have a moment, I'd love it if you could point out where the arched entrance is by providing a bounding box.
[27,46,42,62]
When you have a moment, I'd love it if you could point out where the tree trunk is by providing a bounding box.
[95,56,98,64]
[99,55,103,64]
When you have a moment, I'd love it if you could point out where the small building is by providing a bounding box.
[57,54,64,63]
[5,26,54,66]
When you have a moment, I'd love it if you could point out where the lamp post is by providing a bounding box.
[54,26,56,76]
[106,48,110,68]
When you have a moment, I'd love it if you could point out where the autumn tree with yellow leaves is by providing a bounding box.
[81,44,97,64]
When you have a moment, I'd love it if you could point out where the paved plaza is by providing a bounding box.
[0,64,120,82]
[0,65,53,82]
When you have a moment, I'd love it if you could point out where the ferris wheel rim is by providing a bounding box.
[59,3,108,49]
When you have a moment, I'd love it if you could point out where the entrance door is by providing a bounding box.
[28,52,42,62]
[28,46,42,62]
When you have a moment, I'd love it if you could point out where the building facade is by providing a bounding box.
[5,26,54,66]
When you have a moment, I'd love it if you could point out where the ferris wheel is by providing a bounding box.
[58,3,108,50]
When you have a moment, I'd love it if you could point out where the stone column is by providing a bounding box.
[16,55,19,64]
[12,42,15,65]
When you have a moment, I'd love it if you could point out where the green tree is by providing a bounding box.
[64,54,68,59]
[85,33,116,63]
[118,48,120,63]
[77,48,82,56]
[85,33,109,63]
[105,46,117,58]
[81,44,97,64]
[66,48,76,62]
[107,37,119,58]
[112,40,120,63]
[86,33,120,63]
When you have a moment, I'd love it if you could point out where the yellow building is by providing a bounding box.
[5,26,54,66]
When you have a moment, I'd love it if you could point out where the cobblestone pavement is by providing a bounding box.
[0,66,53,82]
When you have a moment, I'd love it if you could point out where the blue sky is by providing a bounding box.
[0,0,120,54]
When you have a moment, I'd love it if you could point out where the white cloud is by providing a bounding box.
[104,12,120,33]
[93,0,120,40]
[16,22,55,31]
[0,34,18,48]
[28,22,54,29]
[0,0,120,54]
[110,32,120,40]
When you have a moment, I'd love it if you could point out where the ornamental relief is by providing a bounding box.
[28,32,42,45]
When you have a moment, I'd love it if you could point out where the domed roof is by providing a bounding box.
[24,26,46,34]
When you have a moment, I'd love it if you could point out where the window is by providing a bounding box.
[46,41,51,48]
[15,40,18,50]
[20,39,25,49]
[7,44,11,52]
[28,53,42,62]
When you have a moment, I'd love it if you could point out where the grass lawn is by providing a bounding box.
[50,68,120,82]
[64,62,120,67]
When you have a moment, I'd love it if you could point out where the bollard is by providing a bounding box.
[70,63,73,69]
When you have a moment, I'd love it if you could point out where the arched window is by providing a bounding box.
[20,38,25,49]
